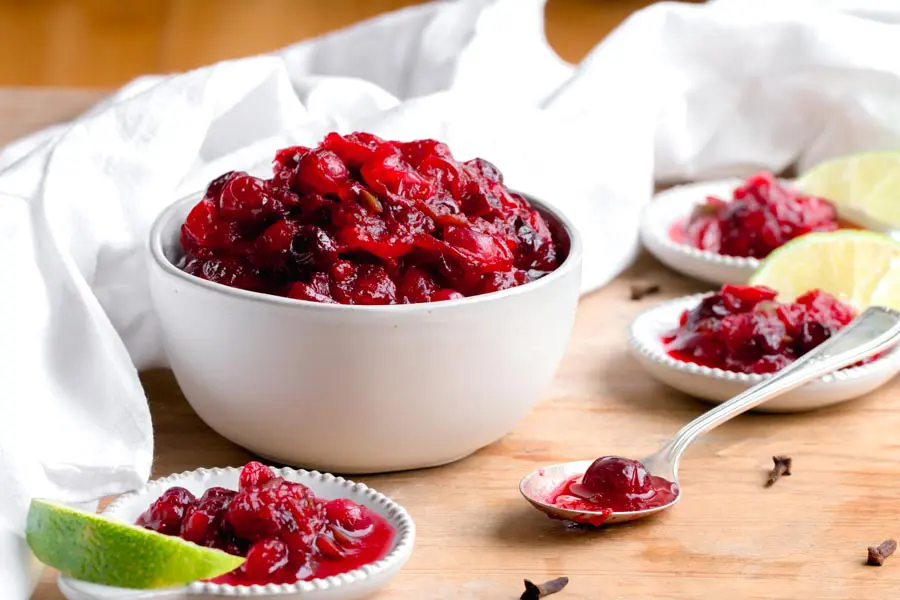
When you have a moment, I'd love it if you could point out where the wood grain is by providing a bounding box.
[0,0,689,87]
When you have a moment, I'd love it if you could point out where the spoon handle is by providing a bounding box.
[662,306,900,466]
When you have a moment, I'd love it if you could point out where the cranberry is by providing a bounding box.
[177,133,563,305]
[244,538,289,580]
[180,487,236,547]
[226,487,295,542]
[680,172,838,258]
[549,457,678,516]
[239,461,276,490]
[293,148,350,196]
[135,487,196,535]
[218,174,281,223]
[581,456,653,497]
[324,499,373,532]
[664,285,868,374]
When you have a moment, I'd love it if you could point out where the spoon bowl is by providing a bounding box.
[520,306,900,526]
[518,460,680,525]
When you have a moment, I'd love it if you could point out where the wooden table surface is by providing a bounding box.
[8,63,900,600]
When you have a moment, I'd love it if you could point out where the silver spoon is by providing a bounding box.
[520,305,900,526]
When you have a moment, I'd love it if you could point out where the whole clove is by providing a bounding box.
[765,455,792,487]
[629,282,661,301]
[521,576,569,599]
[867,540,897,566]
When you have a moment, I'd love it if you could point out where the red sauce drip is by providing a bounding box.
[546,457,678,523]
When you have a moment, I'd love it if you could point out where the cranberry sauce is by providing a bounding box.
[548,457,678,523]
[178,133,563,305]
[662,284,867,374]
[673,172,838,258]
[135,462,394,586]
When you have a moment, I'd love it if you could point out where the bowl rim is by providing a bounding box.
[60,465,416,597]
[627,292,900,384]
[148,186,583,313]
[640,178,762,271]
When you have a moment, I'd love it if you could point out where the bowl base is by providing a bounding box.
[248,447,482,475]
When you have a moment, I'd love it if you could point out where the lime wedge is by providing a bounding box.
[796,151,900,228]
[26,499,244,589]
[748,230,900,311]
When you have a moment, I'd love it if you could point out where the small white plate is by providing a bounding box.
[640,179,759,285]
[627,294,900,413]
[57,466,416,600]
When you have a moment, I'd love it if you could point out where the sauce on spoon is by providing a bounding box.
[546,456,679,525]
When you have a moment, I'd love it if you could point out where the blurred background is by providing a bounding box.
[0,0,700,88]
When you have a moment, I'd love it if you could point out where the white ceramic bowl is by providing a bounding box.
[58,465,415,600]
[640,179,759,285]
[148,193,582,473]
[628,294,900,412]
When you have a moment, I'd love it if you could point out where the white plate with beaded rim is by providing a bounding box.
[627,293,900,412]
[57,466,416,600]
[640,178,761,285]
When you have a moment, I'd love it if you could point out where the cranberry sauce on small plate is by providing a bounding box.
[57,464,415,600]
[627,288,900,412]
[640,174,841,286]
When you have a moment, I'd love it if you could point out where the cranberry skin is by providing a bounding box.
[443,227,514,273]
[194,257,264,291]
[135,487,196,535]
[239,462,276,490]
[581,456,653,497]
[290,226,340,270]
[244,538,290,581]
[287,272,337,304]
[226,488,295,542]
[324,499,373,532]
[181,200,243,252]
[273,146,310,174]
[321,131,385,167]
[293,148,350,196]
[218,174,281,223]
[180,487,236,546]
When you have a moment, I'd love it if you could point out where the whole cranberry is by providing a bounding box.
[581,456,653,497]
[135,487,196,535]
[239,461,276,490]
[218,174,280,223]
[324,498,373,532]
[180,487,236,546]
[293,148,350,196]
[226,488,295,541]
[244,538,289,581]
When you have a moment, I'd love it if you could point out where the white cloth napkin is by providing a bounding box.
[4,0,900,597]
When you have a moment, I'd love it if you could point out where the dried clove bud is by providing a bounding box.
[521,576,569,599]
[765,455,792,487]
[867,540,897,566]
[629,282,661,301]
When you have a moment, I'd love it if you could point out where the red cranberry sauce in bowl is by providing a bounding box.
[177,132,565,305]
[670,172,838,259]
[135,462,395,586]
[662,284,871,375]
